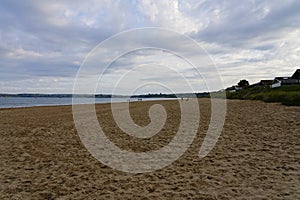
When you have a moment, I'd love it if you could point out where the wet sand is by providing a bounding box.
[0,99,299,199]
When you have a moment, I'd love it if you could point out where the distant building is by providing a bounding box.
[226,69,300,91]
[225,85,243,92]
[259,80,274,86]
[291,69,300,80]
[271,80,281,88]
[249,80,273,88]
[271,69,300,88]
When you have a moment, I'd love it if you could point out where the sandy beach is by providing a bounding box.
[0,98,299,199]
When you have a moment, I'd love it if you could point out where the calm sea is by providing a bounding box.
[0,97,175,109]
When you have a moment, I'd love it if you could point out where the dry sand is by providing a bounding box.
[0,99,299,199]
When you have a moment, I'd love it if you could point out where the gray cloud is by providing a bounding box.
[0,0,299,93]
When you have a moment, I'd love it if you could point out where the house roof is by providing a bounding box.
[291,69,300,79]
[259,80,273,85]
[274,77,290,80]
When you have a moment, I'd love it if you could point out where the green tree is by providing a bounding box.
[238,79,249,88]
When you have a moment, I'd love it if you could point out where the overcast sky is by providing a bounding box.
[0,0,300,94]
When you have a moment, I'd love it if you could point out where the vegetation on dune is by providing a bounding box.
[226,85,300,106]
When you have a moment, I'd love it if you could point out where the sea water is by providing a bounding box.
[0,97,175,108]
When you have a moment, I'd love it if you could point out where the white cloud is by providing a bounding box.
[5,48,42,59]
[137,0,200,34]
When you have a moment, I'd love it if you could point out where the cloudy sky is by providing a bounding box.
[1,0,300,94]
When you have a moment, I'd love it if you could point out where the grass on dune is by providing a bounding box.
[226,85,300,106]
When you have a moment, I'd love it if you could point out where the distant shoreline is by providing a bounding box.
[0,92,210,99]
